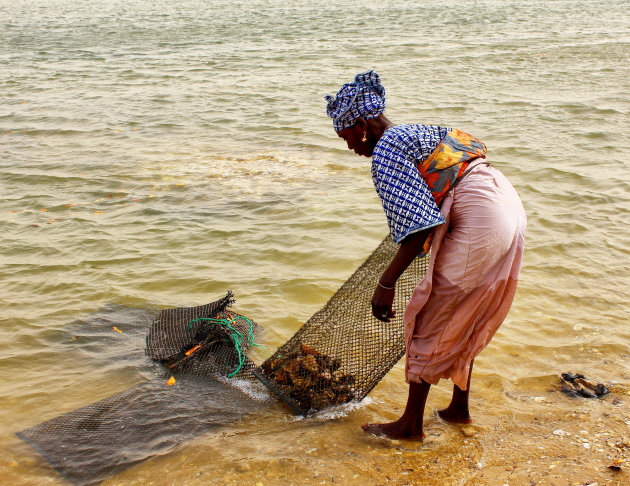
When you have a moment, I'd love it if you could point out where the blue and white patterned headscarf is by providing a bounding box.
[325,70,386,132]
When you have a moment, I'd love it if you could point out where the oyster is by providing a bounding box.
[262,343,356,412]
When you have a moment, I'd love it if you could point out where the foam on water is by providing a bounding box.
[217,376,274,404]
[295,397,377,422]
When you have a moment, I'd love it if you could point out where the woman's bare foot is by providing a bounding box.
[438,362,474,424]
[361,421,425,440]
[362,380,431,441]
[437,406,472,424]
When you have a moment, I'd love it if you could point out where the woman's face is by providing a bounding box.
[337,121,373,157]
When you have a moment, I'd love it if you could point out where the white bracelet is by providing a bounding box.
[378,280,395,290]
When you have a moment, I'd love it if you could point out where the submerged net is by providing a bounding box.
[140,235,428,416]
[17,378,264,486]
[18,235,428,484]
[16,298,268,486]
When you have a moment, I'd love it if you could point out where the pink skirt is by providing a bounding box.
[403,163,526,390]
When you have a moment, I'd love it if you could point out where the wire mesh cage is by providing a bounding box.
[255,236,429,415]
[17,235,429,485]
[142,236,429,416]
[17,296,265,486]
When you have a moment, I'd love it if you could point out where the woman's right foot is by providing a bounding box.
[361,420,425,440]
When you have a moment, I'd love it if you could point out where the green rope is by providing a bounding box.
[187,316,262,378]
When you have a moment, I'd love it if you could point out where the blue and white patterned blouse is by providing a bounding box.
[371,124,451,244]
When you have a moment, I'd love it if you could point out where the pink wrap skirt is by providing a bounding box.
[403,163,526,390]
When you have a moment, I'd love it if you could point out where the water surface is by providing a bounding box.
[1,0,629,484]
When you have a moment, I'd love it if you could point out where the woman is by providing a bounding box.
[325,71,526,440]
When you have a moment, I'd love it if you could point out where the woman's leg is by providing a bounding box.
[361,380,431,440]
[438,360,474,424]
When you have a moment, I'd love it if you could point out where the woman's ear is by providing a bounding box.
[354,118,368,132]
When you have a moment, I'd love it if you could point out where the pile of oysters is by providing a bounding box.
[261,343,356,412]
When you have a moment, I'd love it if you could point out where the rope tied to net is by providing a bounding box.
[187,315,262,378]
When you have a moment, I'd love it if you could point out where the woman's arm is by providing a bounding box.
[371,228,432,322]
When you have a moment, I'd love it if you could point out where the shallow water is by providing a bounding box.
[2,0,630,484]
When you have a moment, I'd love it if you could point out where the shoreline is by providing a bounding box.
[104,371,630,485]
[5,361,629,485]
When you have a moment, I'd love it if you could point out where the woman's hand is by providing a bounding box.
[372,284,396,322]
[370,228,433,323]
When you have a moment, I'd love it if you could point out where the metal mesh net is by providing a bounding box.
[17,378,265,486]
[16,296,267,486]
[141,233,429,418]
[17,235,428,484]
[255,236,428,414]
[140,236,428,418]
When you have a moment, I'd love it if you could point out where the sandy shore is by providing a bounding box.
[6,362,629,486]
[89,373,629,486]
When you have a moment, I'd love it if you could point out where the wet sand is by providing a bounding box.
[8,360,627,486]
[98,377,628,486]
[115,370,628,486]
[1,344,626,486]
